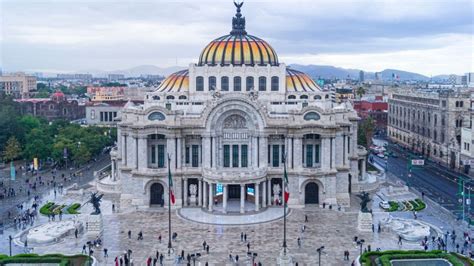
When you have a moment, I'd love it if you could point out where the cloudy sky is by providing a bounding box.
[0,0,473,76]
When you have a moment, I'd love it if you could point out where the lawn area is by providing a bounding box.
[385,199,425,212]
[40,202,81,215]
[0,253,92,265]
[360,250,474,266]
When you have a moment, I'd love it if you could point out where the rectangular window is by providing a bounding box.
[192,145,199,167]
[196,76,204,91]
[232,145,239,167]
[241,145,248,167]
[234,77,241,91]
[246,77,254,91]
[209,76,216,91]
[272,144,280,167]
[271,76,279,91]
[100,112,104,122]
[151,145,156,164]
[306,144,313,167]
[259,77,266,91]
[185,147,190,164]
[223,145,230,167]
[157,145,165,168]
[221,77,229,91]
[315,144,320,163]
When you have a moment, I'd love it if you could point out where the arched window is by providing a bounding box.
[166,95,175,100]
[246,77,254,91]
[148,112,166,121]
[271,76,279,91]
[221,76,229,91]
[178,95,187,100]
[196,76,204,91]
[325,94,329,99]
[288,95,296,100]
[208,76,216,91]
[300,95,308,100]
[152,95,160,100]
[258,76,266,91]
[234,76,241,91]
[314,95,322,100]
[304,112,320,121]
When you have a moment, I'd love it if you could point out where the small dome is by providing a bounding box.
[51,91,65,101]
[198,34,279,66]
[286,68,321,92]
[156,70,189,92]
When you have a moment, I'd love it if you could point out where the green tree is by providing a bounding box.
[358,117,375,148]
[23,128,52,160]
[3,136,21,162]
[72,144,91,166]
[33,91,51,98]
[0,94,21,149]
[356,86,366,99]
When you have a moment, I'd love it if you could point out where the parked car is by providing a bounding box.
[379,201,390,209]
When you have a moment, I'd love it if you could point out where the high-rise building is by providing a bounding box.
[359,70,365,82]
[466,72,474,87]
[0,73,37,98]
[108,74,125,81]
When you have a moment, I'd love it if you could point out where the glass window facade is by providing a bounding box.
[232,145,239,167]
[271,76,279,91]
[209,76,216,90]
[223,145,230,167]
[192,145,199,167]
[259,76,266,91]
[157,145,165,168]
[272,144,280,167]
[246,77,254,91]
[241,145,248,167]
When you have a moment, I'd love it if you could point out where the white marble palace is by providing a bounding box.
[111,3,368,213]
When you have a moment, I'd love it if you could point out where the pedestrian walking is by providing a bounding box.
[158,234,161,243]
[398,235,403,246]
[247,242,250,252]
[104,248,108,257]
[297,237,301,248]
[240,232,244,242]
[75,228,78,238]
[244,233,247,242]
[304,215,308,222]
[202,241,207,250]
[206,244,209,254]
[372,224,374,232]
[146,257,152,266]
[128,230,131,239]
[82,244,87,254]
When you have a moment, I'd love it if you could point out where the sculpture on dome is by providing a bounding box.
[231,1,247,35]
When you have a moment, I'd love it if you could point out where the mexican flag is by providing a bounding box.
[168,162,175,204]
[283,160,290,203]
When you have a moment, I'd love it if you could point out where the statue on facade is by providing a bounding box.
[189,184,197,197]
[356,192,371,213]
[273,184,281,204]
[248,90,258,101]
[86,192,104,215]
[211,90,221,99]
[223,115,247,129]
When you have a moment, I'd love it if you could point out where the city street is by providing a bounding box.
[371,142,473,220]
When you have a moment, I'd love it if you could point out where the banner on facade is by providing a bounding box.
[411,159,424,166]
[10,162,15,181]
[33,158,39,171]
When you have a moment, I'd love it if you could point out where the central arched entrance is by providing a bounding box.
[305,182,319,204]
[150,183,164,206]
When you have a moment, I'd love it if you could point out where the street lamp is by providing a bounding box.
[357,239,365,255]
[316,246,325,266]
[9,235,13,256]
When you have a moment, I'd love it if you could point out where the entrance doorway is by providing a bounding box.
[150,183,164,206]
[305,182,319,204]
[228,185,241,199]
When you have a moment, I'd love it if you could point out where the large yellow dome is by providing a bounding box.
[197,1,278,67]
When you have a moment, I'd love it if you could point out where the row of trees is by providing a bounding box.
[0,94,116,167]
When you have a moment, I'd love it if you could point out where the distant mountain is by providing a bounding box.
[289,64,431,81]
[109,65,186,77]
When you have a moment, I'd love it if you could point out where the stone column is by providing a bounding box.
[121,134,127,165]
[321,137,330,171]
[267,179,272,205]
[251,136,258,167]
[335,133,343,168]
[286,137,293,168]
[203,136,211,168]
[127,135,137,169]
[208,183,213,212]
[198,179,203,206]
[137,137,147,171]
[176,137,182,169]
[255,182,260,211]
[183,178,188,206]
[111,159,116,180]
[293,137,302,168]
[361,159,366,180]
[331,137,336,169]
[211,137,217,168]
[223,184,228,213]
[166,137,175,169]
[259,136,268,168]
[262,179,267,208]
[240,184,245,213]
[203,181,208,209]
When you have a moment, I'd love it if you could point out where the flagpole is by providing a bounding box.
[283,153,287,256]
[167,154,172,255]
